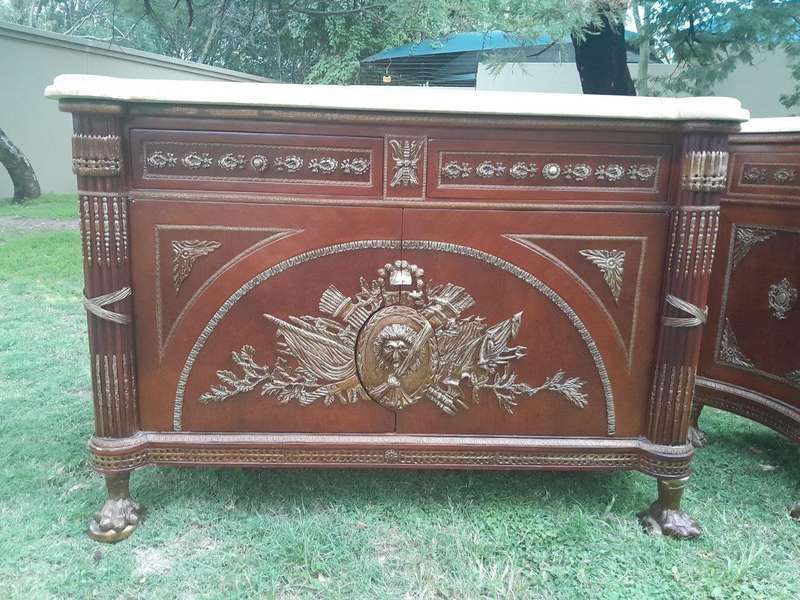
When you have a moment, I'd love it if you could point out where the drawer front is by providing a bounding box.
[699,204,800,405]
[425,139,672,204]
[392,209,668,437]
[130,129,384,196]
[131,200,402,433]
[728,145,800,201]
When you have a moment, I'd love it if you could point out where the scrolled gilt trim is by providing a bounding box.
[681,150,728,192]
[72,134,122,176]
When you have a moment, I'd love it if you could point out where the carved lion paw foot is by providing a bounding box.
[790,501,800,520]
[688,426,708,448]
[88,497,142,543]
[638,505,701,539]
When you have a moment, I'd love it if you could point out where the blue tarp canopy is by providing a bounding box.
[363,31,544,62]
[363,30,640,63]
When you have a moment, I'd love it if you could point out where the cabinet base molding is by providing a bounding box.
[695,377,800,444]
[89,432,693,478]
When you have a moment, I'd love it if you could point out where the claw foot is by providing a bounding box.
[638,505,701,539]
[88,497,141,542]
[88,472,141,543]
[790,501,800,520]
[688,425,708,448]
[639,476,701,540]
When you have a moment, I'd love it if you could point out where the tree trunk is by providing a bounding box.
[0,128,41,202]
[633,1,652,95]
[571,11,636,96]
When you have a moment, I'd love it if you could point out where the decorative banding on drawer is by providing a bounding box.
[426,139,672,202]
[728,150,800,200]
[130,129,384,195]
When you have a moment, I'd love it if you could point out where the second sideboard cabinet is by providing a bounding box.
[694,118,800,516]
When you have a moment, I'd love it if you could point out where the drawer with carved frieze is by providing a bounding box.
[427,139,672,203]
[727,146,800,201]
[130,129,383,196]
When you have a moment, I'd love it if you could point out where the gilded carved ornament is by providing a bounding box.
[199,260,589,415]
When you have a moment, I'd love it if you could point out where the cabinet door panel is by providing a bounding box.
[131,200,401,433]
[392,209,668,437]
[700,205,800,404]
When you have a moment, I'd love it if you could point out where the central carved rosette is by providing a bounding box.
[357,305,439,410]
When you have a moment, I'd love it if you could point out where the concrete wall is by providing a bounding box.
[0,22,271,200]
[477,49,797,118]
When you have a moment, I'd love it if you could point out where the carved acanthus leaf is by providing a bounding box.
[579,249,625,304]
[718,319,754,368]
[732,227,776,270]
[172,240,221,293]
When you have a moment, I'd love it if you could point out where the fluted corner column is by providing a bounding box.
[647,129,731,446]
[64,101,138,442]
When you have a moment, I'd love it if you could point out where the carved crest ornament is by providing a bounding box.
[200,260,589,415]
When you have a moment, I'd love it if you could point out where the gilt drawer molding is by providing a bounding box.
[48,74,748,542]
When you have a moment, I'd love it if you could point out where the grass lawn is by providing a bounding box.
[1,195,799,599]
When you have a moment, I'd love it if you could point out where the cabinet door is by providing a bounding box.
[700,205,800,405]
[131,200,401,433]
[377,209,668,437]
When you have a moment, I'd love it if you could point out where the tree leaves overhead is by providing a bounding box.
[635,0,800,108]
[2,0,798,106]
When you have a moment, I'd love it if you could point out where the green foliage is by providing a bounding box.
[1,221,800,597]
[2,2,798,101]
[0,0,614,84]
[0,193,77,219]
[635,0,800,107]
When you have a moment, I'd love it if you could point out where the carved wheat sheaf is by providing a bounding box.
[389,139,423,187]
[171,240,221,293]
[579,249,625,304]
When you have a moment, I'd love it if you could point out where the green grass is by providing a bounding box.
[0,198,799,599]
[0,193,79,219]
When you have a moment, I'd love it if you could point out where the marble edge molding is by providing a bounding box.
[739,117,800,134]
[45,74,750,122]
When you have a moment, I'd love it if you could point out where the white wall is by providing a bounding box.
[477,49,797,118]
[0,23,270,200]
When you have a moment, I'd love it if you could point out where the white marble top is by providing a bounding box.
[740,117,800,133]
[45,74,750,122]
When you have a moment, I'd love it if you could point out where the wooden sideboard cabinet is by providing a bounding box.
[694,117,800,517]
[46,75,748,542]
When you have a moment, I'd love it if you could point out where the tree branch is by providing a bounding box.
[285,2,386,17]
